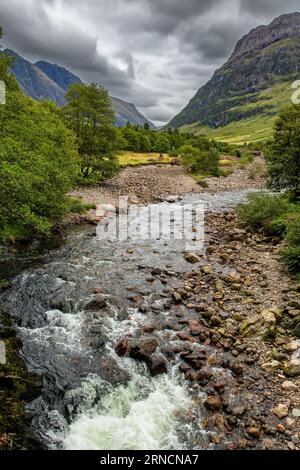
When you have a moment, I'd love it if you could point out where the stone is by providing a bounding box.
[115,339,130,357]
[292,408,300,418]
[149,354,168,376]
[204,396,223,411]
[202,265,213,274]
[272,404,289,419]
[85,294,107,310]
[284,341,300,353]
[261,361,281,373]
[184,252,201,264]
[130,338,158,362]
[188,320,203,336]
[247,426,260,438]
[172,292,182,304]
[282,381,297,392]
[284,358,300,377]
[239,308,276,339]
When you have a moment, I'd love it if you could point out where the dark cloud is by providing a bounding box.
[1,0,300,124]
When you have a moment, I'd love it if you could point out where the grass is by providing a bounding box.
[118,152,174,167]
[181,75,298,144]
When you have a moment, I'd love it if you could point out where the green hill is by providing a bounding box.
[168,13,300,143]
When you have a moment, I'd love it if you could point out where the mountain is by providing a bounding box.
[168,12,300,143]
[5,49,67,105]
[35,60,81,90]
[6,49,156,129]
[111,97,155,128]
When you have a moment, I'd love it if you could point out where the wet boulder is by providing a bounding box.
[129,338,158,362]
[85,294,107,311]
[149,353,168,376]
[115,338,131,357]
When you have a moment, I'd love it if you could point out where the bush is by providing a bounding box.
[281,246,300,274]
[197,179,209,188]
[180,145,219,176]
[247,162,265,180]
[68,198,96,214]
[237,193,290,232]
[285,215,300,246]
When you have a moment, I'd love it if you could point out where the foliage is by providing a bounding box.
[63,82,119,181]
[180,145,220,176]
[266,105,300,197]
[0,86,78,241]
[153,133,171,153]
[237,193,290,232]
[281,247,300,274]
[68,198,96,214]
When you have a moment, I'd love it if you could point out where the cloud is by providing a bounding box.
[1,0,300,124]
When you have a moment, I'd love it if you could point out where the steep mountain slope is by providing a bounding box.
[35,60,81,90]
[168,12,300,142]
[5,49,67,105]
[7,50,155,129]
[111,97,156,129]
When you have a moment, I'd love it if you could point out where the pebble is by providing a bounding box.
[272,404,289,419]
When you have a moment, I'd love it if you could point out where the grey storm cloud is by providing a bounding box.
[0,0,300,124]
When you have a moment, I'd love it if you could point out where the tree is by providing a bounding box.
[153,133,170,153]
[267,105,300,198]
[0,90,78,241]
[63,83,119,180]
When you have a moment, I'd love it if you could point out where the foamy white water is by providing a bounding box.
[64,370,193,450]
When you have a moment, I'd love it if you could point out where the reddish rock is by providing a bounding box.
[188,320,203,335]
[115,338,130,357]
[176,332,195,342]
[130,338,158,362]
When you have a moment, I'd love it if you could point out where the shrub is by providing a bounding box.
[281,246,300,274]
[197,179,209,188]
[237,193,290,232]
[68,198,96,214]
[285,215,300,246]
[247,162,265,180]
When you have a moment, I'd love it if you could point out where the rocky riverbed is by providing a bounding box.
[69,162,266,208]
[0,165,299,451]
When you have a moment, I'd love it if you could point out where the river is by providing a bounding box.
[0,190,258,450]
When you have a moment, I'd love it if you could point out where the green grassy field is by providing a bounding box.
[181,76,296,144]
[118,152,174,167]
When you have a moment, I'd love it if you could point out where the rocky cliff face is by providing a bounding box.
[35,61,82,91]
[168,12,300,129]
[7,50,155,129]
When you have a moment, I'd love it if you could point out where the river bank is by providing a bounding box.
[1,164,299,450]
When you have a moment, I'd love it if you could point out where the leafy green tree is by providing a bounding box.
[63,82,119,180]
[122,125,141,151]
[0,90,78,241]
[139,134,152,152]
[153,133,170,153]
[267,105,300,198]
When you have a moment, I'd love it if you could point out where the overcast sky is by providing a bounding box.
[1,0,300,125]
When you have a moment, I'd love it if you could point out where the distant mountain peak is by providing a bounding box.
[230,11,300,61]
[6,49,156,129]
[168,12,300,138]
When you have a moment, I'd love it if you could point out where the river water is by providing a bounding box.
[0,190,258,450]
